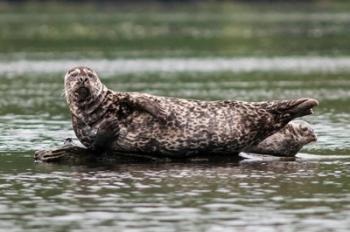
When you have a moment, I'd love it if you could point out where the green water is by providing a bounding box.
[1,2,350,232]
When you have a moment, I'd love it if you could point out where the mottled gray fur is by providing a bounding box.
[64,66,318,157]
[245,120,316,156]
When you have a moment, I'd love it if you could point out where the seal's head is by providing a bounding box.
[289,120,317,144]
[244,120,317,157]
[64,66,104,106]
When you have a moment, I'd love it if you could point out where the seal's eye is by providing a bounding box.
[87,73,94,78]
[301,126,308,132]
[70,72,78,78]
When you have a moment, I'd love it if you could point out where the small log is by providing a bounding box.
[34,143,244,165]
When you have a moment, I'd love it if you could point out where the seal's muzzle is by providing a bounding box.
[76,86,90,100]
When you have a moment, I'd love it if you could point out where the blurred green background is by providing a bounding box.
[1,0,350,59]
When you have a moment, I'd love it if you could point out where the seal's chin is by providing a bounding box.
[75,87,90,101]
[309,135,317,143]
[303,134,317,144]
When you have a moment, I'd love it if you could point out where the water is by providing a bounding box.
[3,57,350,75]
[1,2,350,231]
[1,161,349,232]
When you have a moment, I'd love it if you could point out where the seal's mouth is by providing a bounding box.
[75,86,90,101]
[309,133,318,143]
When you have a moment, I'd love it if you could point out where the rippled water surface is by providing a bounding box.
[1,160,350,232]
[2,2,350,231]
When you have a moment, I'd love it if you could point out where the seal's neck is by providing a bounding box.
[68,85,109,125]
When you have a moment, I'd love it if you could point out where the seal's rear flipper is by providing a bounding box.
[266,98,319,121]
[285,98,319,118]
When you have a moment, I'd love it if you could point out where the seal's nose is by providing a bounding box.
[78,76,88,84]
[310,133,317,142]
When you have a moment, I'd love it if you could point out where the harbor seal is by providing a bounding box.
[244,120,317,156]
[34,120,317,163]
[64,66,318,157]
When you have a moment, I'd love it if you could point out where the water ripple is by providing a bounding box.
[0,161,349,231]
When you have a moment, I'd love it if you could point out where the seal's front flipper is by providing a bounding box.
[127,94,170,123]
[139,98,169,123]
[90,118,119,152]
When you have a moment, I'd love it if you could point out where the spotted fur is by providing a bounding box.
[64,66,319,157]
[244,120,317,156]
